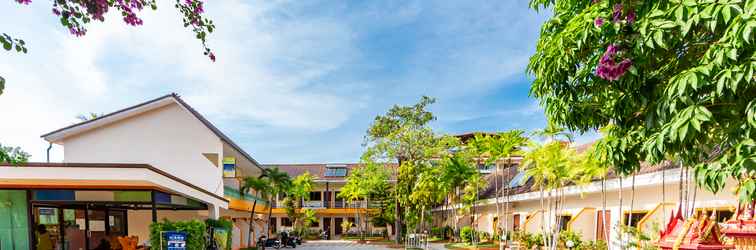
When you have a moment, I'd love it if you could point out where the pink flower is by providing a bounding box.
[52,8,61,16]
[612,4,623,22]
[15,0,31,5]
[626,10,636,24]
[594,17,604,27]
[69,27,86,37]
[595,44,632,81]
[209,52,216,62]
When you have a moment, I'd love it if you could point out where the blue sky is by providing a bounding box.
[0,0,594,163]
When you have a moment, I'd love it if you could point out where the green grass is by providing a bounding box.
[444,242,497,249]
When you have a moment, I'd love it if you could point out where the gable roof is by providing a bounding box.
[265,163,398,181]
[41,93,263,170]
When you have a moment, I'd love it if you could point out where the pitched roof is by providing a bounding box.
[264,163,397,181]
[41,93,263,170]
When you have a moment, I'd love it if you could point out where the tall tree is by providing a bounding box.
[527,0,756,200]
[241,176,270,247]
[437,152,478,242]
[362,96,441,244]
[285,171,315,234]
[471,131,529,250]
[261,167,291,237]
[339,163,391,241]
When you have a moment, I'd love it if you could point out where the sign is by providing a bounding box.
[165,231,187,250]
[222,157,236,178]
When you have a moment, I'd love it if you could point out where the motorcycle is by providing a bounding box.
[278,231,297,248]
[319,230,329,240]
[256,235,282,250]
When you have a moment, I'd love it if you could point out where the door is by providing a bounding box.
[322,218,331,239]
[334,218,343,235]
[62,208,86,250]
[513,214,521,231]
[596,210,611,241]
[33,206,61,250]
[87,209,108,250]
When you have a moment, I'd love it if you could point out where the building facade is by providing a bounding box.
[431,146,739,249]
[0,94,269,250]
[265,164,392,239]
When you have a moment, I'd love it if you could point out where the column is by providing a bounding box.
[208,203,220,219]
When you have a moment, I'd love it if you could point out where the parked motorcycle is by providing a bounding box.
[278,231,297,248]
[319,230,329,240]
[256,235,282,250]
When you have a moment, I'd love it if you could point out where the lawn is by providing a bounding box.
[444,242,499,250]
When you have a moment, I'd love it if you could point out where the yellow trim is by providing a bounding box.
[228,198,269,213]
[566,207,596,230]
[523,210,544,233]
[269,208,377,215]
[637,202,675,230]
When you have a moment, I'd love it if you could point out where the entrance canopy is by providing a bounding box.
[0,162,228,208]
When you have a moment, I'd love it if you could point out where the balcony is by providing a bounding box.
[303,200,324,209]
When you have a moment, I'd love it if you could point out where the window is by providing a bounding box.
[310,192,322,201]
[324,167,347,177]
[623,211,648,227]
[509,171,527,188]
[697,208,735,223]
[282,217,293,227]
[557,215,572,231]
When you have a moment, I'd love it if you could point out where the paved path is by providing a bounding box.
[297,240,393,249]
[295,240,448,249]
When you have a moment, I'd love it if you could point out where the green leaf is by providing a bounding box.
[723,5,733,23]
[2,42,10,51]
[654,31,665,48]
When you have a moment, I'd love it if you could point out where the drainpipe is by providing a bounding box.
[46,142,52,162]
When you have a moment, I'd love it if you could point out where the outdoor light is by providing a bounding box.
[566,240,575,249]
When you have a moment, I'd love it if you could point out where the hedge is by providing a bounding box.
[149,219,207,250]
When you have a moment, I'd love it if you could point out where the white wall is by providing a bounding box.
[126,210,209,246]
[62,103,225,201]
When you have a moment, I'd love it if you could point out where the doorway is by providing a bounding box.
[32,205,128,250]
[334,218,343,235]
[323,218,331,239]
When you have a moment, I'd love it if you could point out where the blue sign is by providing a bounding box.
[165,231,187,250]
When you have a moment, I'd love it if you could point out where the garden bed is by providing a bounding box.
[444,242,498,250]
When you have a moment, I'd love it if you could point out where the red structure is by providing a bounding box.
[723,202,756,249]
[657,206,733,250]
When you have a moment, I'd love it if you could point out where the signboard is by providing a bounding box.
[165,231,187,250]
[213,228,229,250]
[222,157,236,178]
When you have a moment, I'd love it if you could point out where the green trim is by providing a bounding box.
[223,187,268,205]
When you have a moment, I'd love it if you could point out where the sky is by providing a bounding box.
[0,0,598,164]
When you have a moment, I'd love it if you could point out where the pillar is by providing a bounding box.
[208,204,220,219]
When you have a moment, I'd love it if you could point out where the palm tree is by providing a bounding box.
[261,167,292,237]
[473,131,528,250]
[438,153,477,242]
[241,176,270,247]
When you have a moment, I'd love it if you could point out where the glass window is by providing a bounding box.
[310,192,322,200]
[282,217,293,227]
[509,171,527,188]
[324,167,347,177]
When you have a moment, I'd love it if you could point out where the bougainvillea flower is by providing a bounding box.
[596,44,632,81]
[626,10,636,24]
[612,3,623,22]
[594,17,605,27]
[15,0,31,4]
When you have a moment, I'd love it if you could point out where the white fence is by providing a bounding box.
[405,233,429,249]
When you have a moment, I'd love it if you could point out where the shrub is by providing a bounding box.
[149,219,207,250]
[581,240,608,250]
[459,226,475,243]
[559,230,583,249]
[206,218,233,250]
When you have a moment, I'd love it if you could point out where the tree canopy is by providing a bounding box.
[528,0,756,199]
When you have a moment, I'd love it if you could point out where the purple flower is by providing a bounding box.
[595,44,632,81]
[69,27,86,37]
[612,3,623,22]
[195,2,204,14]
[594,17,605,27]
[209,52,216,62]
[15,0,31,5]
[626,10,636,24]
[52,8,61,16]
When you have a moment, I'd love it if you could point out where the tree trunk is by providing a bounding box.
[395,197,402,244]
[618,176,624,248]
[267,196,275,237]
[248,199,258,247]
[601,177,610,246]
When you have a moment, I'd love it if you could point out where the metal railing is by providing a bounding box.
[405,233,429,250]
